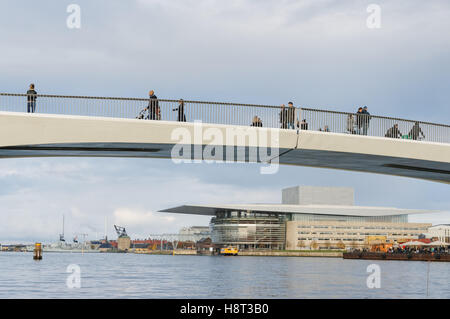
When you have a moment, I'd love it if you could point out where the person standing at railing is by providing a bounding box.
[408,122,425,140]
[173,99,186,122]
[355,107,363,134]
[287,102,296,129]
[147,90,159,120]
[347,114,356,134]
[361,106,371,135]
[26,83,37,113]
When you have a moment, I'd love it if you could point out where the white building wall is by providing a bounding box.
[425,225,450,242]
[282,186,354,206]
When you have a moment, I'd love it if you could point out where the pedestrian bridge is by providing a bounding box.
[0,93,449,184]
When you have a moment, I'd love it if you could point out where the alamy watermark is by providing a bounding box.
[366,264,381,289]
[66,4,81,29]
[170,121,280,174]
[366,4,381,29]
[66,264,81,289]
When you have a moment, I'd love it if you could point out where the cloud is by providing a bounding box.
[1,0,449,122]
[114,208,176,229]
[0,1,449,243]
[0,158,280,242]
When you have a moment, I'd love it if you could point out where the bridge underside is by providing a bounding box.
[0,112,449,184]
[0,142,448,183]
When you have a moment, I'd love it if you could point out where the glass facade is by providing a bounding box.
[210,210,286,250]
[209,209,425,251]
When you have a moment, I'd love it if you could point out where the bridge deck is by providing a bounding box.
[0,111,449,183]
[1,92,449,144]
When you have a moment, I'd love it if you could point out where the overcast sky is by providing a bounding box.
[0,0,449,243]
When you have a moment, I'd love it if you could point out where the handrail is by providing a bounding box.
[301,107,450,128]
[0,93,283,109]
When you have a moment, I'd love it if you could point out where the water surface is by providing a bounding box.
[0,252,448,298]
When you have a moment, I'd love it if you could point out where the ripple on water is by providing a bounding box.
[0,252,448,298]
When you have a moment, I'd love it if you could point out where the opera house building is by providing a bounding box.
[160,186,432,250]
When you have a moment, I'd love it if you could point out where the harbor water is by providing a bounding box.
[0,252,449,298]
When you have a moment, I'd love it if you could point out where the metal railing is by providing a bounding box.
[0,93,449,144]
[300,108,450,144]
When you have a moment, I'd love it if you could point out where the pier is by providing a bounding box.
[343,252,450,262]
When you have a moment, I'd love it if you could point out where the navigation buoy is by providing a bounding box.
[33,243,42,260]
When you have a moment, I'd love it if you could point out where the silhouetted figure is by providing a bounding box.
[147,90,160,120]
[408,122,425,140]
[173,99,186,122]
[385,124,402,138]
[27,83,37,113]
[280,104,288,129]
[287,102,295,129]
[361,106,371,135]
[355,107,364,135]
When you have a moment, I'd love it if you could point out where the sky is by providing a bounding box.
[0,0,449,243]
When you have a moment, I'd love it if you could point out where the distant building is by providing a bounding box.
[0,244,27,252]
[425,224,450,242]
[160,186,434,251]
[98,242,113,252]
[196,237,215,255]
[179,226,211,242]
[117,236,131,251]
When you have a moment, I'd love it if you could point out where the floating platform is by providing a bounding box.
[343,252,450,262]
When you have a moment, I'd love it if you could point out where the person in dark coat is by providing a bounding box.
[173,99,186,122]
[361,106,371,135]
[147,90,159,120]
[355,107,363,135]
[408,122,425,140]
[27,83,37,113]
[385,124,402,138]
[287,102,296,129]
[279,104,288,129]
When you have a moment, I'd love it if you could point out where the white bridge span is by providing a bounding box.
[0,112,449,184]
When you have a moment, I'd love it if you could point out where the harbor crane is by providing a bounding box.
[114,225,128,238]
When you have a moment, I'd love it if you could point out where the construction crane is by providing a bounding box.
[114,225,128,238]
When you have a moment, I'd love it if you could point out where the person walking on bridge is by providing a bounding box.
[26,83,37,113]
[287,102,296,129]
[147,90,160,120]
[173,99,186,122]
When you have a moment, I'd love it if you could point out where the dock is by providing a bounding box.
[343,252,450,262]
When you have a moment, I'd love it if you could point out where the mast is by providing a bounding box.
[59,214,65,242]
[104,216,108,241]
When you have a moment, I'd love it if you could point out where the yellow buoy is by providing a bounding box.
[33,243,42,260]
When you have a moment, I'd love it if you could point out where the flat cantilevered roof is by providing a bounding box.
[159,204,434,217]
